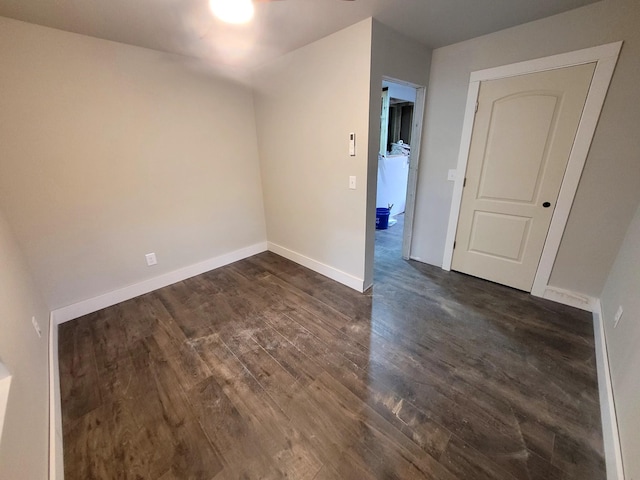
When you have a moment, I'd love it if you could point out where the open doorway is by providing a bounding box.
[374,78,425,265]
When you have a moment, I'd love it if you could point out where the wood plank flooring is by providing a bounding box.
[59,215,605,479]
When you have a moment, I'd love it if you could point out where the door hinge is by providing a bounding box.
[475,101,479,113]
[463,178,467,187]
[453,241,456,249]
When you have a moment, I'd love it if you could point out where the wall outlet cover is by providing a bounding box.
[145,253,158,266]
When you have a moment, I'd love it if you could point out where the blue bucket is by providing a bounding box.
[376,208,390,230]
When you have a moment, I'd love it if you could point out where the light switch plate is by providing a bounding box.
[349,176,356,190]
[349,133,356,156]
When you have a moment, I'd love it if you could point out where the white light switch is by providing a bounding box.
[349,176,356,190]
[349,133,356,156]
[447,169,457,181]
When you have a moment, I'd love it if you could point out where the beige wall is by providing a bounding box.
[601,202,640,479]
[366,21,432,286]
[412,0,640,297]
[0,17,266,310]
[0,209,49,479]
[253,19,373,287]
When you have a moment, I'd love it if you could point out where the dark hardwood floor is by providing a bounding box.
[59,214,605,479]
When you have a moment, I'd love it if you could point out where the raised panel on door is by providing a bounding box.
[451,63,596,291]
[478,93,559,204]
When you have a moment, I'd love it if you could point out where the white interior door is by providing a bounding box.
[451,62,596,291]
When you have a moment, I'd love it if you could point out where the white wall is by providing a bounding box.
[0,209,49,480]
[366,21,432,286]
[253,19,374,290]
[601,202,640,479]
[0,17,267,310]
[412,0,640,297]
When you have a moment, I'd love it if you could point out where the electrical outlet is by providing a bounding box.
[145,252,158,266]
[31,316,42,338]
[613,306,624,328]
[447,169,457,181]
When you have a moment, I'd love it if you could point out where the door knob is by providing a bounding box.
[543,202,551,208]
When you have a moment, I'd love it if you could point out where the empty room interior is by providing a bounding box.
[1,0,639,478]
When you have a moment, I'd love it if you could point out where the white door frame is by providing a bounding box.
[403,83,426,260]
[442,41,622,299]
[379,76,427,260]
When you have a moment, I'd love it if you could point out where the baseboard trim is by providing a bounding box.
[537,286,596,312]
[52,242,268,324]
[593,300,625,480]
[267,242,364,292]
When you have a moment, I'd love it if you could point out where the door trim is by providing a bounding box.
[442,41,622,299]
[402,83,427,260]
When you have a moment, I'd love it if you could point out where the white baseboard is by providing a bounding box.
[538,285,596,312]
[51,242,268,324]
[593,300,625,480]
[267,242,364,292]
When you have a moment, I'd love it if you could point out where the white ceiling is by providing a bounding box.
[0,0,599,71]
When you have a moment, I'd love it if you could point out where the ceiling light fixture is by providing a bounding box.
[209,0,255,24]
